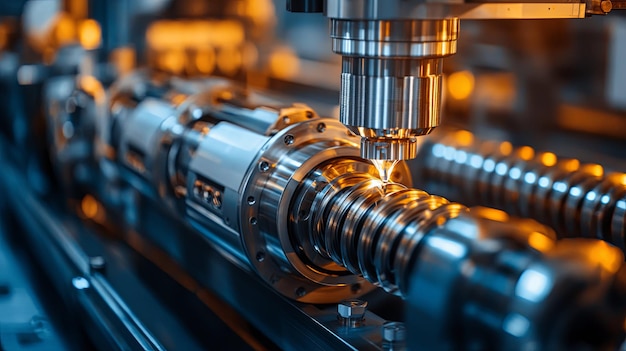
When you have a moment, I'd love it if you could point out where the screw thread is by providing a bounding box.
[417,130,626,252]
[310,172,467,295]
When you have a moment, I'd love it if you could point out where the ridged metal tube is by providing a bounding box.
[47,71,626,350]
[313,173,465,295]
[414,129,626,253]
[291,163,626,350]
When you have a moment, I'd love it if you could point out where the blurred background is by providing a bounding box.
[0,0,624,350]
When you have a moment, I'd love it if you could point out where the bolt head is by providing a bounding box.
[259,161,270,172]
[284,134,295,145]
[89,256,106,271]
[383,321,406,342]
[337,299,368,318]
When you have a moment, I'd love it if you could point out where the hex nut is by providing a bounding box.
[383,321,406,342]
[337,299,368,319]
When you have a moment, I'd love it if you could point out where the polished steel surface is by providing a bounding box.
[414,129,626,252]
[318,0,586,161]
[325,0,587,19]
[43,69,626,349]
[2,1,626,350]
[330,17,457,160]
[407,212,626,350]
[239,119,379,302]
[330,19,459,57]
[90,72,415,302]
[294,168,464,295]
[288,155,626,349]
[340,57,444,160]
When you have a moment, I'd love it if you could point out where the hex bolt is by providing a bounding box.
[89,256,106,273]
[337,298,368,327]
[284,134,295,145]
[382,321,406,345]
[259,161,270,172]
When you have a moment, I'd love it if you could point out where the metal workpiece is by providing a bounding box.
[100,71,320,198]
[407,213,626,351]
[290,160,626,348]
[44,74,106,189]
[85,71,414,302]
[51,71,626,349]
[238,119,389,302]
[413,129,626,252]
[293,167,466,295]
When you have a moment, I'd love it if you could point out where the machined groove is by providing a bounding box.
[415,130,626,252]
[300,169,468,295]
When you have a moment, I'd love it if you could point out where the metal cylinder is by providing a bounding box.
[92,71,417,302]
[290,162,626,350]
[292,167,465,295]
[340,57,443,160]
[413,129,626,253]
[329,17,459,160]
[49,72,626,349]
[407,214,626,351]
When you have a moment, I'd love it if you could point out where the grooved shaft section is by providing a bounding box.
[310,172,467,295]
[417,131,626,252]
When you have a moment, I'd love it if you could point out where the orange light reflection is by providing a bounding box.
[78,19,101,50]
[540,152,557,167]
[528,231,554,252]
[447,70,475,100]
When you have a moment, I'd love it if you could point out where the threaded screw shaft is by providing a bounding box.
[416,129,626,252]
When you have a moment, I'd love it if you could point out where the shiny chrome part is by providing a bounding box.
[321,0,586,160]
[337,298,368,327]
[45,70,626,350]
[407,213,626,350]
[290,158,626,348]
[98,71,417,303]
[339,57,445,160]
[330,19,459,58]
[415,129,626,252]
[325,0,587,20]
[382,322,406,341]
[294,168,466,295]
[331,18,458,160]
[239,119,379,302]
